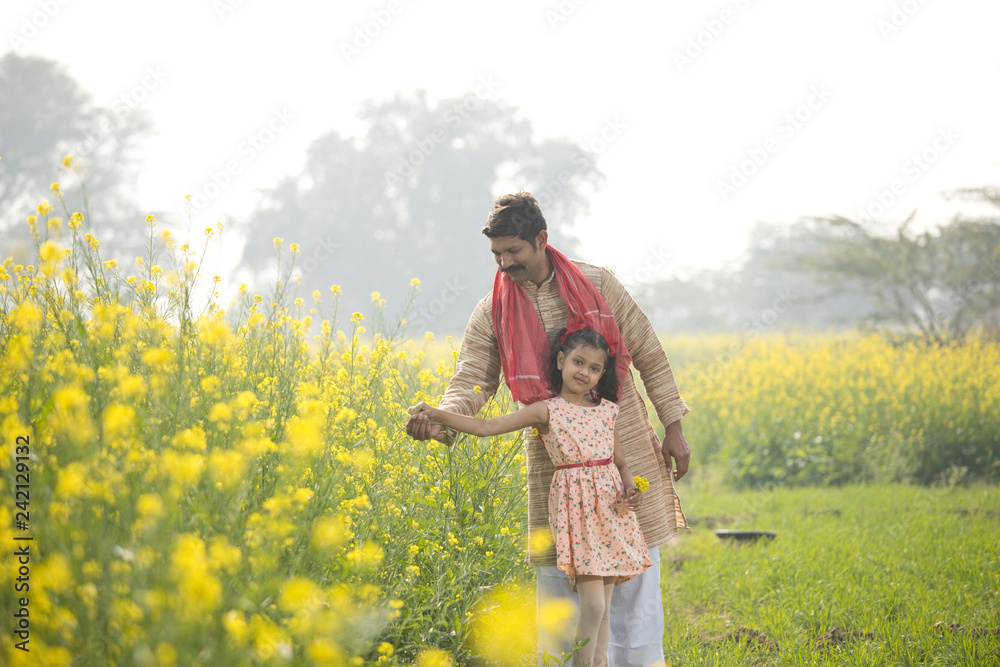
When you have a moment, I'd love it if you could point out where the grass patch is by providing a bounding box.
[661,482,1000,665]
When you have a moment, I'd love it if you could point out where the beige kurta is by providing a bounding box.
[437,260,689,565]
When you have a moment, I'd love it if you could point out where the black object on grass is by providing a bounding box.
[715,529,777,542]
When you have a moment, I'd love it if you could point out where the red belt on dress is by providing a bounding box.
[554,457,613,471]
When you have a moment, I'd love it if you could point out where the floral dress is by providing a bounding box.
[540,396,652,585]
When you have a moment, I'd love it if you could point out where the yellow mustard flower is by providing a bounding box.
[279,576,324,615]
[416,649,453,667]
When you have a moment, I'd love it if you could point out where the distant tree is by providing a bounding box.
[949,183,1000,209]
[0,53,153,261]
[787,211,1000,340]
[634,186,1000,338]
[635,221,875,333]
[238,90,603,334]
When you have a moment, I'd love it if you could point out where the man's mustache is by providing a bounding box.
[501,264,526,274]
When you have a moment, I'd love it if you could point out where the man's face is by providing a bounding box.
[490,233,547,284]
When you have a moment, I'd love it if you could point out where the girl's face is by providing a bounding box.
[556,344,607,396]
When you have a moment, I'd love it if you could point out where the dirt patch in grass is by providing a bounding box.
[933,621,1000,638]
[664,553,703,572]
[950,508,1000,519]
[700,627,777,652]
[726,627,777,651]
[814,627,876,649]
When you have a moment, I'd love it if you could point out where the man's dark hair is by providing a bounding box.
[548,328,619,403]
[481,191,547,249]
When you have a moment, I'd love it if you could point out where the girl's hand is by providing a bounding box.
[623,485,641,511]
[406,402,443,441]
[408,401,434,417]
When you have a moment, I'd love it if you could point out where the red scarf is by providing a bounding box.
[491,246,631,404]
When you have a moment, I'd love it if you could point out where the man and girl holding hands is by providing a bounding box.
[406,192,690,667]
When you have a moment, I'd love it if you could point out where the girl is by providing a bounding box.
[410,328,652,667]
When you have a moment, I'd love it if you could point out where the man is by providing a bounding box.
[407,192,690,667]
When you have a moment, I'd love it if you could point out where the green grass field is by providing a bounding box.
[660,479,1000,666]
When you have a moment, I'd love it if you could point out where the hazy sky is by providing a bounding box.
[4,0,1000,285]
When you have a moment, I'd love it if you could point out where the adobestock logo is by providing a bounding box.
[340,0,412,64]
[7,0,72,50]
[688,287,797,393]
[945,256,1000,308]
[672,0,755,73]
[213,0,248,20]
[716,84,834,202]
[855,126,959,225]
[297,234,341,281]
[877,0,932,40]
[70,65,168,162]
[383,75,502,186]
[181,107,295,216]
[619,246,674,286]
[408,278,467,331]
[535,116,628,210]
[544,0,589,31]
[109,65,168,115]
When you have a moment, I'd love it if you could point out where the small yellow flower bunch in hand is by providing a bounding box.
[632,476,650,493]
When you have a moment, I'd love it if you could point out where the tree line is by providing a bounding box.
[635,202,1000,341]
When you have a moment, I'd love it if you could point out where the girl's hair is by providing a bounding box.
[549,328,619,403]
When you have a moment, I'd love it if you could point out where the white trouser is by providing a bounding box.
[536,545,665,667]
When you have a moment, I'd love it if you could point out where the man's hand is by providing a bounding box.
[406,402,444,441]
[661,420,691,482]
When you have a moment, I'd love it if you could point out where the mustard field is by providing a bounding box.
[665,331,1000,487]
[1,201,998,665]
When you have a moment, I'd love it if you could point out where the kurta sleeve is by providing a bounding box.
[597,267,690,429]
[435,295,503,445]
